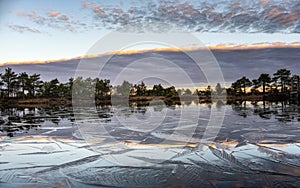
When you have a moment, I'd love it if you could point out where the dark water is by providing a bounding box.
[0,101,299,187]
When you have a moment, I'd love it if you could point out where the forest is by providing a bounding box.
[0,67,298,101]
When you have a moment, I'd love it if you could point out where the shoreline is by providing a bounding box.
[0,94,295,108]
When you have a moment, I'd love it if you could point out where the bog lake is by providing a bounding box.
[0,101,299,187]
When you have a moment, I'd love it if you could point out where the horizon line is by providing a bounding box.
[1,42,300,67]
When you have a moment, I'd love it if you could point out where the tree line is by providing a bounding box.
[0,68,185,99]
[0,68,73,99]
[227,68,299,96]
[0,67,298,100]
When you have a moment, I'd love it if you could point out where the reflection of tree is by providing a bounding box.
[164,99,180,107]
[231,101,250,118]
[153,105,164,112]
[0,107,44,136]
[184,100,192,106]
[216,100,224,109]
[231,101,299,122]
[253,102,274,119]
[96,106,112,120]
[0,107,83,136]
[114,107,148,119]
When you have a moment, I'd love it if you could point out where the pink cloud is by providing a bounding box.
[48,11,61,17]
[93,4,105,16]
[260,0,270,5]
[17,11,40,19]
[83,1,89,8]
[48,11,69,22]
[58,15,69,22]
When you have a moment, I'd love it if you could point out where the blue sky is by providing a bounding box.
[1,0,300,63]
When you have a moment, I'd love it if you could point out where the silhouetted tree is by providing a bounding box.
[0,74,4,98]
[0,67,299,103]
[18,72,29,99]
[134,82,147,96]
[238,76,252,94]
[95,78,111,98]
[185,88,192,95]
[65,78,73,98]
[252,79,260,94]
[273,68,291,93]
[42,78,59,97]
[116,80,133,96]
[72,77,93,98]
[165,86,177,97]
[205,85,211,97]
[176,89,182,96]
[258,73,271,94]
[1,68,18,98]
[231,81,242,94]
[226,88,235,95]
[27,73,42,97]
[215,83,224,95]
[152,84,164,96]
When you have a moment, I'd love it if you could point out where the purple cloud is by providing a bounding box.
[10,0,300,33]
[7,24,44,34]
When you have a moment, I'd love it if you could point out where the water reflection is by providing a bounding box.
[0,101,299,187]
[231,100,300,122]
[0,107,75,137]
[1,100,298,138]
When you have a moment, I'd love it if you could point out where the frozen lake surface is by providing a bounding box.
[0,101,299,187]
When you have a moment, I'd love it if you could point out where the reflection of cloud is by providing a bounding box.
[7,24,44,34]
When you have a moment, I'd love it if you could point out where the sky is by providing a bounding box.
[0,0,300,63]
